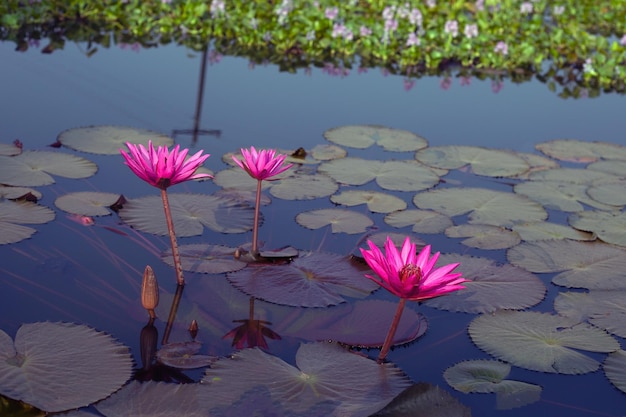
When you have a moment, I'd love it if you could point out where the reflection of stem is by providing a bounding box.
[249,297,255,321]
[252,179,262,255]
[377,298,406,364]
[160,188,185,286]
[162,283,185,345]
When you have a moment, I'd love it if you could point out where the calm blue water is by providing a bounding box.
[1,41,625,416]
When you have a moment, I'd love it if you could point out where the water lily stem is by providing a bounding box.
[162,283,184,345]
[252,179,262,255]
[377,298,406,364]
[160,188,185,286]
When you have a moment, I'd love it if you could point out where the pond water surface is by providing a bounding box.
[1,41,626,416]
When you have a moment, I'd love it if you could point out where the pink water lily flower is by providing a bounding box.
[360,236,466,301]
[120,141,212,189]
[232,146,293,181]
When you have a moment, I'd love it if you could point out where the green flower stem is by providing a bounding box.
[252,179,262,255]
[160,188,185,286]
[377,298,406,364]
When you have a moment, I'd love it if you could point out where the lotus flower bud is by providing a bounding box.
[141,265,159,318]
[188,319,199,340]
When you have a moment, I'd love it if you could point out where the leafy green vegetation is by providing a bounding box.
[2,0,625,98]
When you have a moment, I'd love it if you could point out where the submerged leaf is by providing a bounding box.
[57,125,173,155]
[119,193,254,236]
[227,252,378,307]
[0,322,132,412]
[424,254,545,314]
[469,311,619,374]
[202,342,410,416]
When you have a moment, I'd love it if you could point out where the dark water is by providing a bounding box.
[1,41,625,416]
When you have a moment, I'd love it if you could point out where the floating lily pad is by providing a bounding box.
[95,381,205,417]
[384,209,454,233]
[511,222,594,241]
[514,180,617,212]
[162,244,246,274]
[227,252,378,307]
[604,350,626,394]
[569,210,626,247]
[527,167,618,184]
[212,167,274,191]
[330,190,407,213]
[202,342,410,416]
[0,322,132,412]
[269,173,338,200]
[507,240,626,290]
[371,383,472,417]
[156,341,216,369]
[469,311,619,374]
[587,159,626,176]
[0,143,21,156]
[57,125,173,155]
[324,125,427,152]
[554,291,626,338]
[296,208,373,234]
[318,158,440,191]
[283,300,427,348]
[0,185,42,200]
[443,360,541,410]
[424,254,545,314]
[55,192,122,216]
[119,193,254,237]
[535,139,626,162]
[444,224,521,249]
[513,151,561,179]
[415,145,529,177]
[585,179,626,206]
[413,188,547,227]
[0,151,97,186]
[213,188,271,206]
[310,144,347,161]
[0,200,55,245]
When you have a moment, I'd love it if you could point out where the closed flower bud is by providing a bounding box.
[141,265,159,317]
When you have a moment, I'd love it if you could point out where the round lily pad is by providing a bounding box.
[554,290,626,338]
[55,192,122,216]
[269,173,338,200]
[161,244,246,274]
[514,180,616,212]
[57,125,173,155]
[511,222,594,241]
[384,209,454,234]
[444,224,521,250]
[324,125,427,151]
[569,210,626,247]
[296,208,373,234]
[0,143,21,156]
[330,190,407,213]
[0,200,55,245]
[0,151,97,186]
[604,350,626,394]
[469,310,619,374]
[535,139,626,162]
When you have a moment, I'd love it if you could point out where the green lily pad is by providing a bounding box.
[535,139,626,162]
[444,224,521,249]
[513,151,561,179]
[0,322,132,412]
[587,159,626,176]
[227,251,378,307]
[604,350,626,394]
[0,200,55,245]
[527,167,618,184]
[118,193,254,237]
[318,158,440,191]
[324,125,427,151]
[415,145,529,177]
[413,188,547,227]
[585,179,626,206]
[310,144,347,161]
[161,244,247,274]
[0,143,21,156]
[511,222,594,241]
[507,240,626,290]
[57,125,173,155]
[569,210,626,247]
[269,173,338,200]
[55,192,122,216]
[296,208,373,234]
[0,151,97,186]
[212,167,274,191]
[443,360,541,410]
[330,190,407,213]
[554,291,626,338]
[202,342,410,416]
[469,311,619,374]
[156,341,216,369]
[95,381,205,417]
[370,383,472,417]
[0,185,42,201]
[424,254,545,314]
[384,209,454,234]
[514,180,617,212]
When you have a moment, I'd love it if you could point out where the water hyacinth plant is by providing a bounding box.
[120,141,212,286]
[232,146,293,257]
[360,236,467,363]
